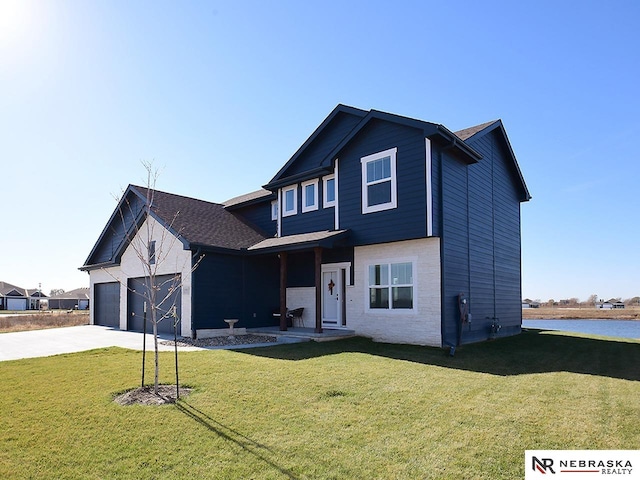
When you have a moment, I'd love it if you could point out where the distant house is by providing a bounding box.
[522,299,540,309]
[597,299,625,309]
[0,282,47,310]
[82,104,530,347]
[48,288,90,310]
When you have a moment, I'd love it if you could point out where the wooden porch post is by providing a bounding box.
[314,247,323,334]
[279,251,288,331]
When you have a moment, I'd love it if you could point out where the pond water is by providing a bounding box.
[522,319,640,340]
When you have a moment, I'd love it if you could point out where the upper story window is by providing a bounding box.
[282,185,297,217]
[323,174,336,207]
[361,147,397,214]
[271,200,278,221]
[301,179,318,213]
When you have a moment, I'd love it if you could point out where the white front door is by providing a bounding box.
[322,269,340,327]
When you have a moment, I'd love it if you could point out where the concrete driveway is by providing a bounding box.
[0,325,204,362]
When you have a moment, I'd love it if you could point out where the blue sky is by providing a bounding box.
[1,0,638,302]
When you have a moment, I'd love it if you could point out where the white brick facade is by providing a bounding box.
[347,238,442,346]
[89,217,193,336]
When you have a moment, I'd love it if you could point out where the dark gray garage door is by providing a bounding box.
[127,275,181,334]
[94,282,120,328]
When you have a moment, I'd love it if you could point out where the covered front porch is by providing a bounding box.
[247,229,351,334]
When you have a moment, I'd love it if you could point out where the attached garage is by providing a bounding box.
[127,275,181,334]
[6,297,27,311]
[94,282,120,328]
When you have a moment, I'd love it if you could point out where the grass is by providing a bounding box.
[0,330,638,479]
[0,311,89,332]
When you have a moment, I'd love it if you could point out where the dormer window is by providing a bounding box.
[301,179,318,213]
[361,147,397,214]
[271,200,278,221]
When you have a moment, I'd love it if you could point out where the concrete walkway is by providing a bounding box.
[0,325,205,362]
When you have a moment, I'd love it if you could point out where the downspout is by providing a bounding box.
[190,247,202,339]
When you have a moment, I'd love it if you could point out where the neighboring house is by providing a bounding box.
[0,282,46,310]
[48,288,90,310]
[82,104,530,347]
[598,299,625,309]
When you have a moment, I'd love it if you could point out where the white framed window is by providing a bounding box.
[367,261,414,310]
[323,174,336,207]
[361,147,397,214]
[282,185,297,217]
[301,179,318,213]
[271,200,278,221]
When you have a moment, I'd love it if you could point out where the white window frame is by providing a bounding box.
[301,179,319,213]
[361,147,398,214]
[323,174,336,208]
[282,185,297,217]
[365,259,416,313]
[271,200,278,221]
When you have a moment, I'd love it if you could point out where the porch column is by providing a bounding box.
[314,247,323,334]
[279,251,288,331]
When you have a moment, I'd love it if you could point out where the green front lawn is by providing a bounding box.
[1,330,638,479]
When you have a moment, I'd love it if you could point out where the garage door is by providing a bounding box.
[128,275,181,334]
[94,282,120,328]
[7,298,27,311]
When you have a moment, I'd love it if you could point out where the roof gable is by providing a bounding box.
[266,105,367,189]
[82,185,268,270]
[265,105,483,189]
[455,120,531,201]
[0,281,24,296]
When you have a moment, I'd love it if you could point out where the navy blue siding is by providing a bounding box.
[337,120,428,246]
[282,112,362,177]
[89,192,144,265]
[232,201,276,237]
[192,253,280,331]
[440,150,470,346]
[281,180,335,236]
[285,247,354,288]
[440,129,523,346]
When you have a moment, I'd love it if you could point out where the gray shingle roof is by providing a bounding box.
[454,120,499,140]
[130,185,267,250]
[224,189,273,208]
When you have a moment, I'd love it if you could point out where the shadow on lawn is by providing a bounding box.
[239,330,640,382]
[176,402,299,479]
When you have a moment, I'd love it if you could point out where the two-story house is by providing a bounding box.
[81,104,530,348]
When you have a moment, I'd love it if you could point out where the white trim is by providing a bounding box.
[321,262,352,329]
[425,138,433,237]
[271,200,278,221]
[364,256,417,314]
[277,189,282,237]
[334,159,339,230]
[282,184,297,217]
[322,174,336,208]
[361,147,398,214]
[301,179,319,213]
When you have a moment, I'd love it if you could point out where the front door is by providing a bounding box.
[322,268,344,328]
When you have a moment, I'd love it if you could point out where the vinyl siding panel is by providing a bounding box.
[337,120,427,246]
[283,112,362,177]
[192,253,280,330]
[439,128,524,346]
[89,193,144,265]
[233,201,276,237]
[281,185,335,236]
[440,151,470,346]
